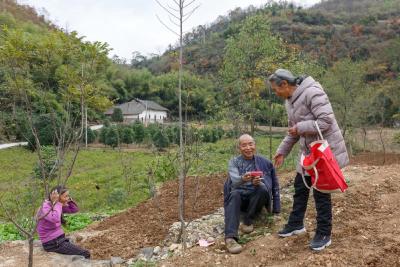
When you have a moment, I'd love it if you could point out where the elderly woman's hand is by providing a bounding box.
[274,154,285,169]
[288,125,298,136]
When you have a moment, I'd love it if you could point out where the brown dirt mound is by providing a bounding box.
[162,163,400,267]
[78,174,226,259]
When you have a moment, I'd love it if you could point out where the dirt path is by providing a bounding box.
[0,142,27,150]
[161,163,400,267]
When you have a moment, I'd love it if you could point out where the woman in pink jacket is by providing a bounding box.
[37,186,90,258]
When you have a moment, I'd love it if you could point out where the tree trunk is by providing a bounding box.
[362,127,367,152]
[28,236,34,267]
[269,87,273,160]
[85,106,88,148]
[178,0,186,250]
[250,115,255,135]
[379,128,386,165]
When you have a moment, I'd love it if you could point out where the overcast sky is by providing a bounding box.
[18,0,320,60]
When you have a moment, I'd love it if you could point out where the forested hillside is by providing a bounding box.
[0,0,399,143]
[0,0,50,27]
[131,0,400,129]
[137,0,400,74]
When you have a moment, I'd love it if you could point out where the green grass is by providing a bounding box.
[0,147,36,189]
[129,261,156,267]
[0,135,297,213]
[0,223,25,242]
[0,213,96,241]
[0,134,298,242]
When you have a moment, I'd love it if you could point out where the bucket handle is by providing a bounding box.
[301,166,319,190]
[315,121,324,140]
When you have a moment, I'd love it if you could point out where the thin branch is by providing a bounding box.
[173,0,180,7]
[156,15,180,37]
[183,0,196,9]
[183,3,200,17]
[0,199,30,237]
[183,4,201,23]
[167,3,180,12]
[63,145,80,185]
[169,15,181,27]
[155,0,180,20]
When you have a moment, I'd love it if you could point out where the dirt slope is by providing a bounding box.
[162,163,400,267]
[78,174,227,259]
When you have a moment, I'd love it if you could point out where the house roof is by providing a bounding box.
[104,99,168,115]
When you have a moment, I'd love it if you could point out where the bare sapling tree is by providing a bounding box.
[0,28,110,267]
[0,70,86,267]
[0,178,55,267]
[155,0,200,249]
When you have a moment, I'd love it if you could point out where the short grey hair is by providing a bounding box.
[268,69,300,86]
[238,134,255,145]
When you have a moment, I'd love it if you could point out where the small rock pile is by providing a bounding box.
[166,207,225,247]
[133,207,225,262]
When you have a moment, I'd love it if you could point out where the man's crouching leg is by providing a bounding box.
[243,184,269,232]
[224,190,243,254]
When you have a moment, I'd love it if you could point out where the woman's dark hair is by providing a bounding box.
[268,69,306,86]
[48,185,68,225]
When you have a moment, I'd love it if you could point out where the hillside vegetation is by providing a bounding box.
[0,0,399,143]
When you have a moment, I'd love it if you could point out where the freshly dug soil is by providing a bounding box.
[79,173,227,259]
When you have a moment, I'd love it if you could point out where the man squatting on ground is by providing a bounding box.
[224,134,281,254]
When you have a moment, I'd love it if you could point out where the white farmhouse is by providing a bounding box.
[104,99,168,124]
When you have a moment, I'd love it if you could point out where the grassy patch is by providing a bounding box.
[0,223,25,242]
[0,134,298,241]
[64,213,93,232]
[129,261,156,267]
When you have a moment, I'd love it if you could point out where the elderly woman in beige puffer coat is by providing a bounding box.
[268,69,349,251]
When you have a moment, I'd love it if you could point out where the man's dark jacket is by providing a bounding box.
[223,155,281,214]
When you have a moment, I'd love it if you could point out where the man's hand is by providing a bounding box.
[288,125,298,136]
[273,154,285,169]
[50,190,59,205]
[252,176,262,186]
[242,173,252,183]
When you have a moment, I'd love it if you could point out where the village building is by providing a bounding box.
[104,99,168,124]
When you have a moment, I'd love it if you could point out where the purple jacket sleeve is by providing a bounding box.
[41,201,62,224]
[62,200,79,214]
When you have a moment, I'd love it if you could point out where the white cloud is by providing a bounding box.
[17,0,320,59]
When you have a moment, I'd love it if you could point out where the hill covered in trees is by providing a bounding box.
[0,0,51,27]
[136,0,400,75]
[130,0,399,128]
[0,0,399,143]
